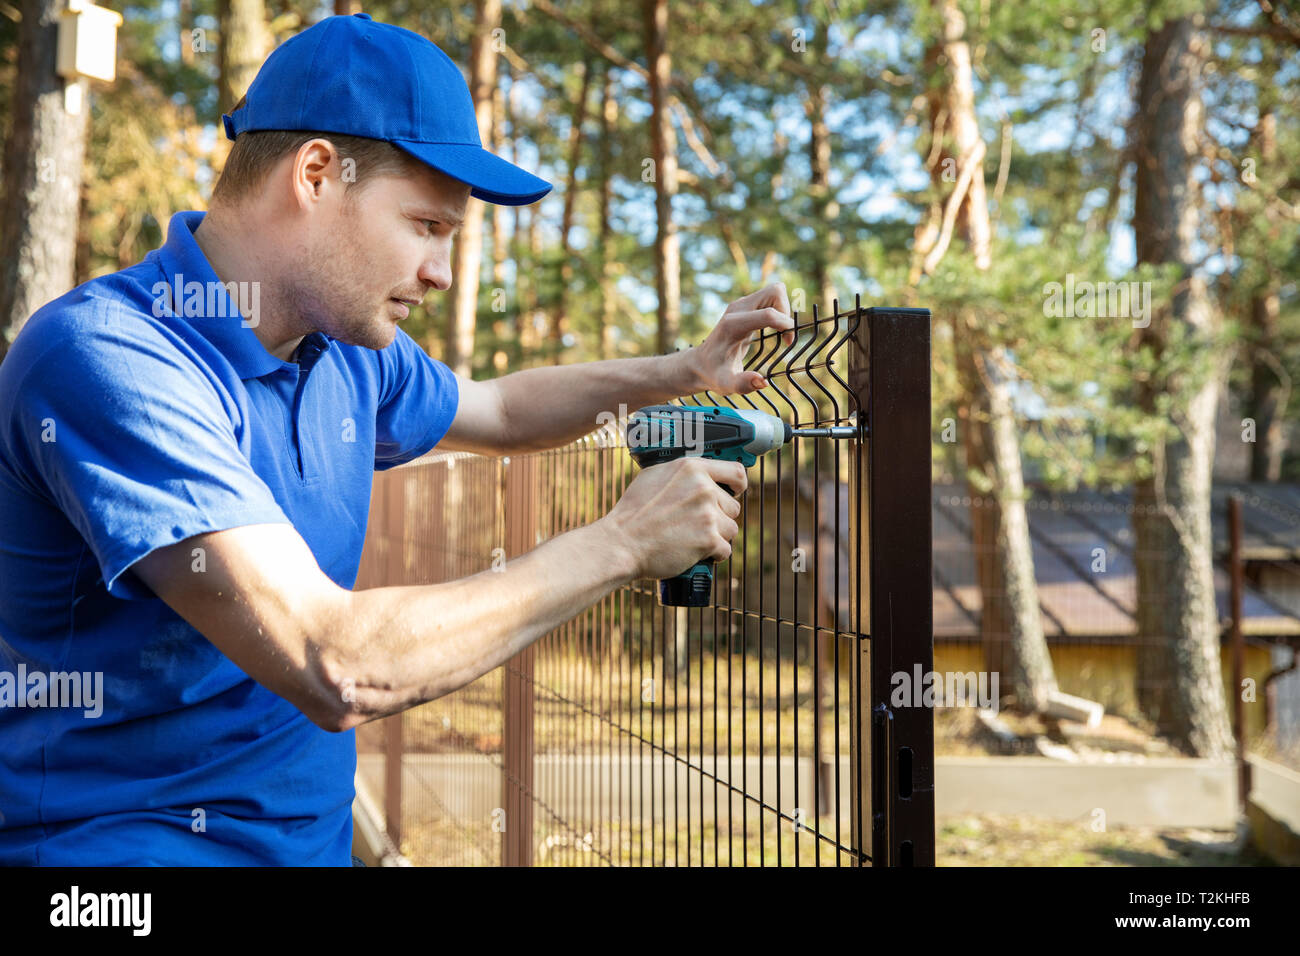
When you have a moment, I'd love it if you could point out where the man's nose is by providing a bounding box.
[418,252,452,292]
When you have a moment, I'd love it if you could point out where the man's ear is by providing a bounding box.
[293,139,339,209]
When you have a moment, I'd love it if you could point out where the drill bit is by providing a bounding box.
[790,425,858,439]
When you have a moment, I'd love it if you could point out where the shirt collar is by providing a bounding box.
[155,210,333,379]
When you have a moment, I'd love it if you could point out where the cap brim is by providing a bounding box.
[393,141,552,206]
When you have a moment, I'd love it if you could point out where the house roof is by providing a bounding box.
[929,482,1300,642]
[798,478,1300,642]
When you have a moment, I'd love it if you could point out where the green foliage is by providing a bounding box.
[1,0,1295,485]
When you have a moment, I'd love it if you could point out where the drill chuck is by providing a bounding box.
[731,409,792,456]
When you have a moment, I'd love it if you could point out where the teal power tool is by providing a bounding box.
[626,404,856,607]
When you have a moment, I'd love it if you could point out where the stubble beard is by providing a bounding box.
[286,205,397,352]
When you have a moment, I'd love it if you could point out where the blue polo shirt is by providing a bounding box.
[0,210,459,865]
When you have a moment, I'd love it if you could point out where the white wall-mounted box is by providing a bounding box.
[56,0,124,84]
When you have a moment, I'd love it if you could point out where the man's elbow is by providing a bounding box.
[312,710,367,734]
[306,689,401,734]
[300,693,360,734]
[300,642,371,733]
[276,670,354,733]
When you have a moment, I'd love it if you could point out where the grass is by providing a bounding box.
[398,809,1273,867]
[937,814,1274,867]
[401,808,862,867]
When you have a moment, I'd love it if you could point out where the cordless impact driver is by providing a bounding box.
[625,404,854,607]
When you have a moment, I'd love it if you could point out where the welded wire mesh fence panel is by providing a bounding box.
[354,298,935,866]
[521,301,868,867]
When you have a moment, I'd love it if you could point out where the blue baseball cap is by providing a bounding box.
[221,12,552,206]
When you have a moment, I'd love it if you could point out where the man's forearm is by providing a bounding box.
[325,518,634,728]
[494,349,703,453]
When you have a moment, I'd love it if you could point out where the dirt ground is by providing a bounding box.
[928,708,1285,866]
[934,704,1300,772]
[397,812,1275,866]
[937,814,1274,867]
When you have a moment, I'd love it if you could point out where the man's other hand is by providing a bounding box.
[686,281,796,395]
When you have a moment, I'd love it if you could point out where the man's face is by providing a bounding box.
[290,162,470,350]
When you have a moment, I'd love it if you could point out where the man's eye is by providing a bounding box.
[422,220,439,233]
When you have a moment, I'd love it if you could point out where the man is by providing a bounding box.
[0,13,793,865]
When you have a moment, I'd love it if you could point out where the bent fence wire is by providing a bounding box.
[354,298,934,866]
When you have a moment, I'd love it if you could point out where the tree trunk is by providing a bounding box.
[489,79,507,292]
[74,178,91,288]
[503,68,526,364]
[504,69,542,364]
[215,0,268,174]
[1248,286,1283,481]
[445,0,500,377]
[1246,78,1285,482]
[180,0,195,66]
[489,76,510,375]
[1132,16,1233,759]
[760,129,786,287]
[642,0,680,355]
[550,57,592,361]
[955,324,1058,710]
[0,0,92,360]
[803,14,838,318]
[217,0,267,118]
[596,64,617,361]
[917,0,1057,712]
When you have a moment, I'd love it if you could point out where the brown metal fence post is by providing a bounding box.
[384,715,403,851]
[847,303,872,865]
[383,472,406,852]
[852,306,935,866]
[503,454,538,866]
[847,326,870,867]
[848,303,872,865]
[1228,494,1251,814]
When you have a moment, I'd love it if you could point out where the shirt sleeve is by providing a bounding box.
[373,326,460,470]
[13,321,292,601]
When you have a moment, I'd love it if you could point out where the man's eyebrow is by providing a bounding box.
[413,207,464,228]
